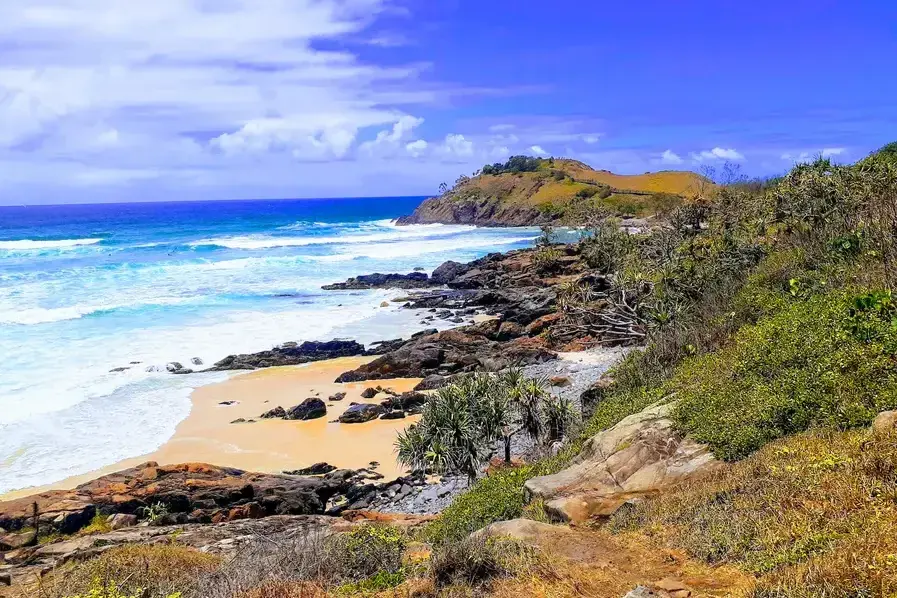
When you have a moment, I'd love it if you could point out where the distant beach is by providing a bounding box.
[0,198,538,494]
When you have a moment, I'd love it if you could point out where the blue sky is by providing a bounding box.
[1,0,895,204]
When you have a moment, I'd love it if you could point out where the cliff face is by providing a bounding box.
[396,195,553,227]
[397,157,707,227]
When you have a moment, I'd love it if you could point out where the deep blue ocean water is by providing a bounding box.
[0,198,538,493]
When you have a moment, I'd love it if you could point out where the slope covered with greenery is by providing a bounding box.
[426,144,897,595]
[397,156,708,226]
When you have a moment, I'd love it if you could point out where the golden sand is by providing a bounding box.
[2,357,420,500]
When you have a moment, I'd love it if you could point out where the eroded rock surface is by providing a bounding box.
[524,402,720,523]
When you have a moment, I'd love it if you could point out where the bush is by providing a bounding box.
[481,156,544,175]
[42,545,220,598]
[669,292,897,460]
[429,535,536,589]
[531,245,564,274]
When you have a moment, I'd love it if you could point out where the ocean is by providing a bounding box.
[0,197,538,494]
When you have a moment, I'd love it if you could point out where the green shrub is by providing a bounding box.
[324,524,407,584]
[671,291,897,460]
[429,535,537,589]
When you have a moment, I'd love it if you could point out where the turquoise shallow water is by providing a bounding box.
[0,197,538,493]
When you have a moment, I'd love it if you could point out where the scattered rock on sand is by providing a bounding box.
[259,406,287,419]
[380,410,406,420]
[360,387,379,399]
[285,398,327,421]
[329,392,347,401]
[549,375,571,387]
[191,357,204,365]
[339,404,383,424]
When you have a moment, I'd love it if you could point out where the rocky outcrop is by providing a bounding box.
[285,398,327,421]
[284,463,337,476]
[321,272,432,291]
[209,340,365,371]
[338,404,384,424]
[335,319,556,383]
[396,195,553,227]
[0,463,368,538]
[524,402,720,523]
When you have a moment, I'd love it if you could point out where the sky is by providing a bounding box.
[1,0,895,205]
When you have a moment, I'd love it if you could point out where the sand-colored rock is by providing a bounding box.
[873,410,897,434]
[524,402,720,523]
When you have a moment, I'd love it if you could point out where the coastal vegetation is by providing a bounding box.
[6,144,897,597]
[430,145,897,596]
[397,156,707,226]
[395,371,576,482]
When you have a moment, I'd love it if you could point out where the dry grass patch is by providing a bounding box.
[610,429,897,597]
[37,544,220,598]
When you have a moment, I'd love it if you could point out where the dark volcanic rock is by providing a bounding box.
[321,272,431,291]
[211,340,365,371]
[360,387,379,399]
[260,406,287,419]
[328,392,347,402]
[285,398,327,421]
[380,391,429,412]
[431,260,471,285]
[335,323,556,383]
[338,404,384,424]
[380,410,406,420]
[284,463,337,476]
[415,374,448,391]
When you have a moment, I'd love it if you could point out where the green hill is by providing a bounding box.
[397,156,710,226]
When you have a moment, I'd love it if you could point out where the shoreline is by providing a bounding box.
[1,356,422,501]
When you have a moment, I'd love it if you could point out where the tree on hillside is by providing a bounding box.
[395,372,577,483]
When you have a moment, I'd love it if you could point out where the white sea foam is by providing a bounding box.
[0,216,538,494]
[190,223,473,250]
[0,238,103,250]
[0,297,197,325]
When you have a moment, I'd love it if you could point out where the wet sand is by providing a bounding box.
[2,357,421,501]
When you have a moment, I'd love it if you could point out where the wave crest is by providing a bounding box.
[0,238,103,251]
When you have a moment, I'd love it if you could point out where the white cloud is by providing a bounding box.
[691,147,745,162]
[822,147,845,157]
[530,145,548,156]
[439,134,474,157]
[491,146,510,158]
[405,139,428,157]
[358,115,425,156]
[660,149,683,165]
[582,135,600,144]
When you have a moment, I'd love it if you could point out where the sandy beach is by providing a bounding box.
[2,357,421,501]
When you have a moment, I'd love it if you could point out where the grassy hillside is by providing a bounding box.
[397,156,709,226]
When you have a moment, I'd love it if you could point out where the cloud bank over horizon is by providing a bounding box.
[0,0,893,204]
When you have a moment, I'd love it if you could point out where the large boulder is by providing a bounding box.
[873,410,897,434]
[524,402,720,523]
[321,272,431,290]
[211,340,365,371]
[335,324,555,383]
[338,404,384,424]
[431,261,471,285]
[285,398,327,421]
